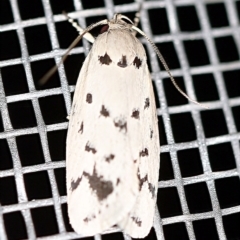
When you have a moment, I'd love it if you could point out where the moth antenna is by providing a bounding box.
[39,19,107,85]
[39,35,81,85]
[132,26,209,109]
[118,14,134,24]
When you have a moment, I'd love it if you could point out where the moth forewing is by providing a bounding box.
[66,14,160,238]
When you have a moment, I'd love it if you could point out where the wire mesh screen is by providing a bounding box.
[1,0,240,239]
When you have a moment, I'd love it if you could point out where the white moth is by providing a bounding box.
[62,12,205,239]
[66,14,160,238]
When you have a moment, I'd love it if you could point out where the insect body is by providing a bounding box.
[66,14,160,238]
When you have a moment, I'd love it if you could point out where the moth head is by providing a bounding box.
[106,14,134,31]
[112,14,134,25]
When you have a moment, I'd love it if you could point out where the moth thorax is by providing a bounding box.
[108,21,132,30]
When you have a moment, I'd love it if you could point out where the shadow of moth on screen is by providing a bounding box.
[58,12,205,239]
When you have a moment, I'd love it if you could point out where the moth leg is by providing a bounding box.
[132,2,142,36]
[63,11,95,43]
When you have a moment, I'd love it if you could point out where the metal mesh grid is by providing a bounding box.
[0,0,240,239]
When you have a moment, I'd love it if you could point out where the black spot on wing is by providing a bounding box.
[117,55,127,68]
[131,109,140,119]
[137,171,156,198]
[144,98,150,109]
[131,217,142,227]
[139,148,148,157]
[83,214,96,223]
[78,121,83,133]
[105,154,115,162]
[114,119,127,133]
[133,56,142,69]
[86,93,92,103]
[85,142,97,154]
[150,129,153,139]
[70,177,82,191]
[99,53,112,65]
[83,166,113,201]
[116,178,120,185]
[138,174,148,190]
[148,182,156,198]
[100,105,109,117]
